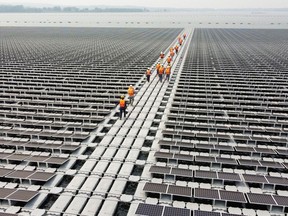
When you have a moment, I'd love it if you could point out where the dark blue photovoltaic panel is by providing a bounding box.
[135,203,164,216]
[163,206,190,216]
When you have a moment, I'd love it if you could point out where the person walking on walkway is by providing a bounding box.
[170,50,175,58]
[160,51,164,63]
[146,67,151,82]
[174,45,179,54]
[156,62,161,75]
[127,85,135,106]
[119,95,127,120]
[167,56,172,64]
[165,64,171,81]
[159,64,165,82]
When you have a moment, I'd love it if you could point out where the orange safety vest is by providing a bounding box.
[156,64,161,70]
[175,45,179,51]
[170,47,174,52]
[119,99,125,108]
[146,69,151,76]
[128,87,134,96]
[167,57,172,63]
[160,53,164,58]
[166,66,171,74]
[159,66,164,74]
[170,51,174,57]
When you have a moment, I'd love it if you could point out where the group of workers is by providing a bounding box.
[119,33,187,119]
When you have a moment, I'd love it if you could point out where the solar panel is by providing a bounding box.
[243,174,267,183]
[266,176,288,186]
[219,191,246,203]
[6,170,34,179]
[194,210,221,216]
[171,168,193,177]
[0,188,17,199]
[273,195,288,206]
[45,157,68,165]
[0,213,17,216]
[6,190,38,202]
[167,185,192,197]
[174,154,193,161]
[222,213,242,216]
[28,172,55,181]
[195,156,216,163]
[259,161,283,168]
[0,168,13,177]
[216,157,237,165]
[247,193,276,205]
[154,152,173,159]
[195,170,217,179]
[218,172,241,181]
[6,154,30,161]
[194,188,220,199]
[163,206,191,216]
[149,166,171,174]
[135,203,164,216]
[143,183,167,193]
[238,159,261,166]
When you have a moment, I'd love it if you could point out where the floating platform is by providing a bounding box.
[0,27,288,216]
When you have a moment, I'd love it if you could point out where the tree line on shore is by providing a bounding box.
[0,5,149,13]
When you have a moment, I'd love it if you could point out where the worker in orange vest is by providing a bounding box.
[179,38,183,46]
[170,47,174,52]
[165,64,171,81]
[127,85,135,106]
[156,62,161,74]
[119,95,127,120]
[170,50,175,58]
[146,67,151,82]
[160,51,164,63]
[158,64,165,82]
[174,45,179,54]
[167,56,172,64]
[183,33,187,39]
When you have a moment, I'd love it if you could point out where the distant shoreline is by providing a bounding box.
[0,5,288,13]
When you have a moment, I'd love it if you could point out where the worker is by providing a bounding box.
[158,64,165,82]
[183,33,187,39]
[160,51,164,63]
[179,38,183,46]
[119,95,127,120]
[170,50,175,58]
[167,56,172,64]
[127,85,135,106]
[165,64,171,81]
[174,45,179,54]
[169,47,174,52]
[178,36,182,43]
[156,62,161,74]
[146,67,151,82]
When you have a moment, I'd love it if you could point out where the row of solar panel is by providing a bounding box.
[150,166,288,186]
[143,183,288,207]
[159,139,288,157]
[136,203,242,216]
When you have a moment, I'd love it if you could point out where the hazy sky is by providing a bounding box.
[0,0,288,8]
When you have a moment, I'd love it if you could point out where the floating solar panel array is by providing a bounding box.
[0,27,182,214]
[139,29,288,215]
